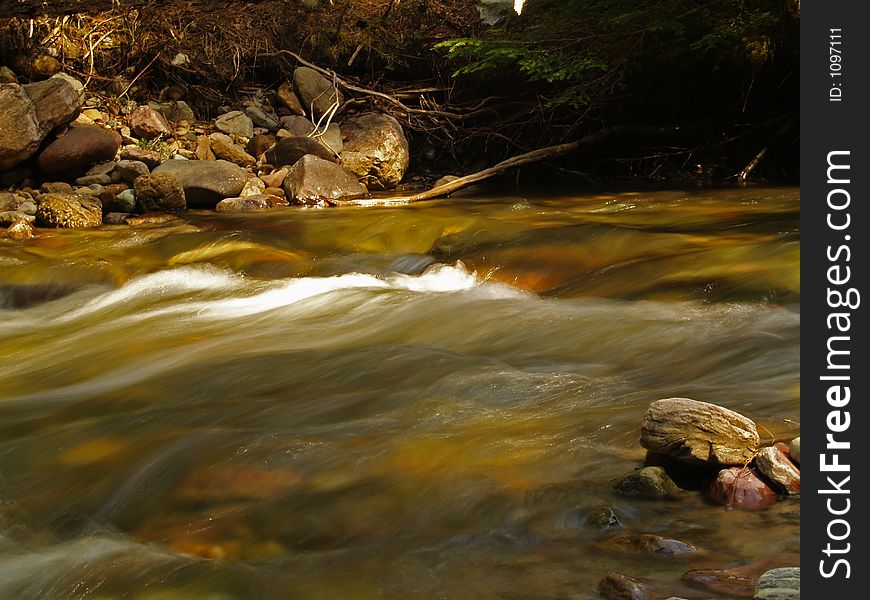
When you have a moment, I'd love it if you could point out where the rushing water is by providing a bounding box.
[0,187,799,599]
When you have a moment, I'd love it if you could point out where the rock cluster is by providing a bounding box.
[2,65,412,238]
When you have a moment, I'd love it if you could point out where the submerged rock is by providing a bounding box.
[612,466,682,499]
[586,506,622,530]
[755,446,800,495]
[598,573,655,600]
[340,112,409,190]
[35,192,102,228]
[612,534,697,557]
[683,569,756,597]
[215,194,287,212]
[708,467,778,510]
[640,398,759,466]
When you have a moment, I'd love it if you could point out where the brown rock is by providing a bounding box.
[0,192,18,212]
[598,573,654,600]
[611,466,682,499]
[284,154,365,205]
[215,194,287,212]
[612,534,697,557]
[260,167,288,188]
[293,66,343,118]
[247,134,276,158]
[31,55,61,79]
[264,136,335,169]
[708,467,778,510]
[276,81,306,116]
[682,569,755,597]
[130,105,172,140]
[126,212,184,226]
[40,181,73,194]
[134,172,187,213]
[340,112,409,190]
[279,115,315,136]
[119,146,163,168]
[195,136,215,161]
[152,159,250,207]
[37,123,121,174]
[210,139,256,167]
[263,187,285,198]
[640,398,759,466]
[35,192,102,228]
[755,446,800,495]
[5,218,36,240]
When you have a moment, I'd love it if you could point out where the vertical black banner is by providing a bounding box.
[802,1,868,596]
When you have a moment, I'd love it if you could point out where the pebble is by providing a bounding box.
[612,466,682,499]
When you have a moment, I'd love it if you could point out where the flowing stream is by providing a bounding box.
[0,187,799,599]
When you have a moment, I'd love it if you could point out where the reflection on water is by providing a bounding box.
[0,188,798,599]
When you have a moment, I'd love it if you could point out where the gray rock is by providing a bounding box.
[755,446,800,495]
[75,173,112,186]
[148,100,196,124]
[113,160,150,184]
[134,172,186,213]
[35,192,102,228]
[0,75,84,170]
[264,135,335,168]
[788,437,800,464]
[110,189,137,213]
[279,115,315,136]
[611,466,682,499]
[215,111,254,138]
[754,567,799,600]
[640,398,759,466]
[85,161,116,176]
[340,112,409,189]
[0,211,35,225]
[245,106,280,132]
[76,184,106,196]
[208,132,235,145]
[152,159,250,207]
[293,66,343,118]
[0,192,18,212]
[284,154,365,205]
[18,201,37,216]
[313,122,342,155]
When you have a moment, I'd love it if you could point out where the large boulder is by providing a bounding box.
[0,74,84,170]
[134,172,187,213]
[35,192,102,228]
[340,112,409,189]
[152,159,250,207]
[37,123,121,174]
[640,398,759,466]
[293,67,343,118]
[284,154,365,205]
[264,136,335,168]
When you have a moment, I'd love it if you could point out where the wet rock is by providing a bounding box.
[754,567,800,600]
[216,194,287,212]
[119,146,163,168]
[293,66,343,117]
[130,105,172,139]
[640,398,759,466]
[284,154,365,205]
[31,55,61,78]
[37,123,121,174]
[148,100,196,125]
[260,167,288,188]
[788,437,800,464]
[104,212,132,225]
[35,192,102,228]
[174,464,301,503]
[683,569,756,597]
[126,213,184,226]
[280,115,315,136]
[0,211,35,225]
[0,75,85,170]
[612,534,697,557]
[113,159,150,184]
[245,106,280,132]
[152,159,250,207]
[18,201,37,215]
[5,218,36,240]
[0,192,18,212]
[276,81,306,116]
[612,466,682,499]
[340,112,409,189]
[708,467,778,510]
[586,506,621,530]
[0,66,17,84]
[134,173,187,213]
[239,176,266,197]
[210,139,256,168]
[248,134,276,158]
[755,446,799,495]
[103,188,137,214]
[215,110,254,138]
[598,573,654,600]
[643,451,715,491]
[75,173,112,186]
[264,135,336,169]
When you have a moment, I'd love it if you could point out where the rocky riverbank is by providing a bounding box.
[1,64,416,241]
[600,398,800,600]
